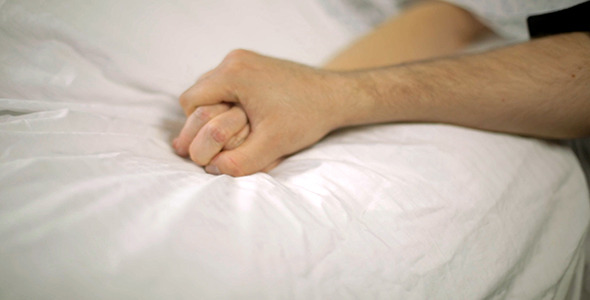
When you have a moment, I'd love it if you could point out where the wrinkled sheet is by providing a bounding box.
[0,0,589,299]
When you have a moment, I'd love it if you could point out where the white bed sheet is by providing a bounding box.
[1,0,589,299]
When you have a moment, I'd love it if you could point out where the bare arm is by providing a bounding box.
[324,1,488,70]
[340,32,590,139]
[175,0,487,171]
[179,32,590,176]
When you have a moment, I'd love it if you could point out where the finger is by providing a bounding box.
[188,106,248,166]
[174,104,230,157]
[178,73,237,116]
[205,130,280,176]
[223,124,250,151]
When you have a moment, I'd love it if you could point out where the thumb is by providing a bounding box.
[206,132,280,177]
[179,77,237,116]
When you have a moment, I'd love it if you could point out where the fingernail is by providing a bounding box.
[206,164,220,175]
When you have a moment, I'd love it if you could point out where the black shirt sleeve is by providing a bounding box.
[527,1,590,39]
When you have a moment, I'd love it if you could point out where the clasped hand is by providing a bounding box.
[173,49,356,176]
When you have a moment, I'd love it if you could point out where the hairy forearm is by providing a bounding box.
[324,1,487,70]
[178,32,589,175]
[336,32,590,139]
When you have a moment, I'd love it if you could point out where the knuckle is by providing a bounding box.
[206,123,229,145]
[179,90,192,107]
[225,49,251,61]
[192,106,212,122]
[221,49,254,74]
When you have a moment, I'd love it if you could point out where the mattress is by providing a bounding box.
[1,0,589,299]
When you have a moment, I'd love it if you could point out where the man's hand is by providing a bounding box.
[174,31,589,178]
[177,49,361,176]
[173,1,489,176]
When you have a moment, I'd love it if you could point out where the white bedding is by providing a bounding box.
[1,0,589,299]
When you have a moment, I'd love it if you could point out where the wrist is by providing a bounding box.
[328,66,426,129]
[325,71,382,130]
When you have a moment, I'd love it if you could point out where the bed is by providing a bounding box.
[1,0,589,299]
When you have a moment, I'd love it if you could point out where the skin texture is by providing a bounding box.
[177,51,347,175]
[361,32,590,139]
[175,2,590,177]
[174,0,487,174]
